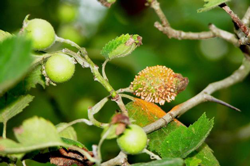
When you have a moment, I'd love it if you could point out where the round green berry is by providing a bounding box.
[57,3,77,23]
[45,53,75,83]
[117,124,147,154]
[25,18,55,50]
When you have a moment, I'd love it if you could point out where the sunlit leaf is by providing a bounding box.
[56,123,77,141]
[126,98,166,127]
[0,36,32,95]
[160,113,214,158]
[14,117,62,146]
[126,100,219,165]
[187,144,220,166]
[0,95,34,123]
[131,158,184,166]
[197,0,230,13]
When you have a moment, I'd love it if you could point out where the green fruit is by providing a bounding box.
[58,3,77,23]
[117,124,147,154]
[25,18,55,50]
[58,25,83,44]
[74,98,95,118]
[45,53,75,83]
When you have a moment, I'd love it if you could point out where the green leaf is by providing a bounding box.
[131,158,184,166]
[0,117,91,160]
[56,123,77,141]
[0,95,34,123]
[61,137,86,149]
[197,0,230,13]
[126,99,166,127]
[0,117,64,155]
[147,122,179,154]
[160,113,214,158]
[185,157,202,166]
[24,65,45,91]
[101,34,142,60]
[0,30,12,42]
[126,100,219,165]
[0,36,32,95]
[14,117,62,146]
[187,144,220,166]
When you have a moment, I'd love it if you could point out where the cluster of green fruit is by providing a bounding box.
[23,18,75,83]
[22,18,148,155]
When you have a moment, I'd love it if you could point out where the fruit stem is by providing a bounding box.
[97,126,113,164]
[102,59,109,81]
[143,149,161,160]
[57,119,93,133]
[88,97,110,128]
[120,94,135,101]
[56,36,86,54]
[2,121,7,139]
[56,36,128,114]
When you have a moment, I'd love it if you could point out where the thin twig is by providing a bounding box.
[220,3,250,38]
[102,59,109,81]
[150,0,243,45]
[154,22,215,40]
[101,151,129,166]
[120,94,135,101]
[97,0,114,8]
[2,122,7,139]
[88,97,109,128]
[144,58,250,134]
[150,0,170,27]
[57,119,93,133]
[143,149,161,160]
[62,49,89,68]
[242,7,250,27]
[117,87,133,93]
[209,24,239,47]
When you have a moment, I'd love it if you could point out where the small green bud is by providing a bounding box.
[101,34,142,60]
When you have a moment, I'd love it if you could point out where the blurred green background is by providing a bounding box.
[0,0,250,165]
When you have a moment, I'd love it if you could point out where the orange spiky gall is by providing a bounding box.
[130,65,188,105]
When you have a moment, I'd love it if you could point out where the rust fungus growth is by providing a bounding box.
[130,65,188,105]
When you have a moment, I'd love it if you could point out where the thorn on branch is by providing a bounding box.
[204,94,241,112]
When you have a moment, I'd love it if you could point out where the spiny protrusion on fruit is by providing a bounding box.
[101,34,142,60]
[130,65,188,105]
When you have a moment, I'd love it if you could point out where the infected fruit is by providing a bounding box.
[130,65,188,105]
[101,34,142,60]
[117,124,147,154]
[45,53,75,83]
[24,18,55,50]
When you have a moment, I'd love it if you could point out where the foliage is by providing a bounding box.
[0,0,249,165]
[198,0,230,13]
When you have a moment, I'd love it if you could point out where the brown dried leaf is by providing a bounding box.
[111,113,130,125]
[50,148,94,166]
